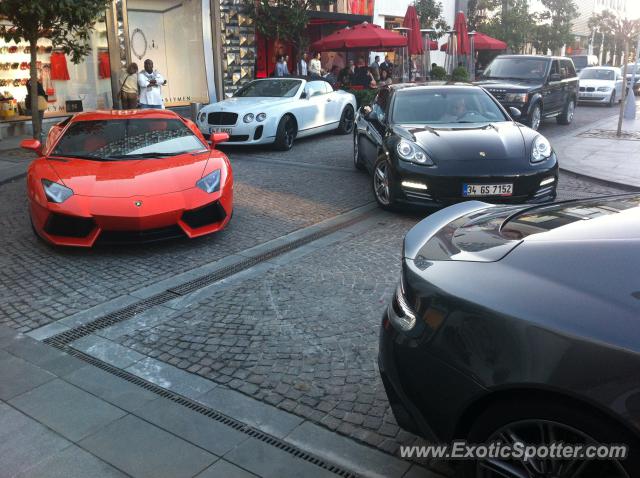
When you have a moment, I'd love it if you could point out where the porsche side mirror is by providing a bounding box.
[509,107,522,119]
[210,133,229,147]
[20,139,42,155]
[300,91,308,99]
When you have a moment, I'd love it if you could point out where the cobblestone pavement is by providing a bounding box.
[0,111,634,462]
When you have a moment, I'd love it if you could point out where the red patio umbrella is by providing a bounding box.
[454,11,469,56]
[310,22,407,51]
[440,32,506,51]
[402,6,422,55]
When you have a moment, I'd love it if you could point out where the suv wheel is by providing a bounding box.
[557,98,575,125]
[528,103,542,130]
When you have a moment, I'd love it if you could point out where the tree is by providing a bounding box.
[534,0,578,55]
[0,0,110,140]
[588,10,640,65]
[475,0,531,53]
[243,0,335,69]
[413,0,450,38]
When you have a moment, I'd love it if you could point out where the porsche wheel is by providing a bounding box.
[337,105,355,134]
[274,115,297,151]
[372,158,396,210]
[353,133,365,171]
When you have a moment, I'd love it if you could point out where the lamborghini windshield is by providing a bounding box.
[233,79,302,98]
[52,119,207,160]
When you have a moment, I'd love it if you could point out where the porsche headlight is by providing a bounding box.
[256,113,267,122]
[396,140,434,166]
[531,135,552,163]
[198,111,206,123]
[196,169,221,193]
[243,113,255,123]
[42,179,73,203]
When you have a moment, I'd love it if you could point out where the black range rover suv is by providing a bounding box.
[475,55,578,131]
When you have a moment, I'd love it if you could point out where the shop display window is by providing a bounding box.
[127,0,209,106]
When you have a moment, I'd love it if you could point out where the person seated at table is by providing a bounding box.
[379,69,392,86]
[338,62,354,86]
[353,57,370,87]
[324,65,340,87]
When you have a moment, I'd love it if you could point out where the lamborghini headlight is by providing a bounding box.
[196,169,221,193]
[42,179,73,203]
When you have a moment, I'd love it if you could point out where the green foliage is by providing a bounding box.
[413,0,449,38]
[430,65,447,80]
[451,66,469,82]
[588,10,640,65]
[243,0,335,60]
[534,0,578,54]
[0,0,109,138]
[478,0,532,53]
[347,88,377,108]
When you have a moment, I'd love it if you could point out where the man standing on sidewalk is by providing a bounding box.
[138,59,165,109]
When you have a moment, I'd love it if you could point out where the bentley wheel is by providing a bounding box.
[274,115,296,151]
[337,105,355,134]
[557,98,575,125]
[528,103,542,131]
[372,158,395,209]
[353,133,365,171]
[464,399,638,478]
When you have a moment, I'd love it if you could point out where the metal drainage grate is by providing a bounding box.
[45,207,373,347]
[45,339,358,478]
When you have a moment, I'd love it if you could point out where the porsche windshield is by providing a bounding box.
[52,119,207,160]
[392,89,508,125]
[233,79,302,98]
[483,57,549,81]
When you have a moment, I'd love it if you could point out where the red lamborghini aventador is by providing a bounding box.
[22,110,233,247]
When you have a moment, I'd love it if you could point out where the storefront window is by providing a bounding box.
[127,0,209,106]
[0,19,112,121]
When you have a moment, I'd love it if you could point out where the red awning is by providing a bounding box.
[402,6,422,55]
[310,21,407,51]
[440,32,507,51]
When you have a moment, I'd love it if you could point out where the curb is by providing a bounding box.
[559,167,640,192]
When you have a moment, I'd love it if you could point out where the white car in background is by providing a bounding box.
[578,66,624,106]
[196,78,357,150]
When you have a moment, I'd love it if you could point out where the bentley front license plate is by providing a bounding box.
[463,183,513,197]
[211,127,232,134]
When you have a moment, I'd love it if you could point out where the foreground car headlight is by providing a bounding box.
[531,135,552,163]
[396,140,434,165]
[243,113,255,123]
[597,86,612,92]
[390,279,416,332]
[505,93,528,103]
[256,113,266,122]
[42,179,73,203]
[198,111,206,123]
[196,169,221,193]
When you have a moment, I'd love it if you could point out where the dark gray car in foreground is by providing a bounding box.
[379,194,640,477]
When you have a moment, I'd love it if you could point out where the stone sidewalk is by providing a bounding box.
[551,110,640,188]
[0,324,440,478]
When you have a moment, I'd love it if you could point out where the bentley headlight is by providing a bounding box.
[396,140,434,165]
[243,113,255,123]
[198,111,206,123]
[196,169,221,193]
[505,93,528,103]
[597,86,611,92]
[42,179,73,203]
[256,113,267,122]
[531,135,552,163]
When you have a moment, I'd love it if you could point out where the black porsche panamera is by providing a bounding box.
[354,83,558,209]
[379,194,640,477]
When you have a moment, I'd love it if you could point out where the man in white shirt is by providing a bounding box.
[138,59,165,109]
[297,53,308,77]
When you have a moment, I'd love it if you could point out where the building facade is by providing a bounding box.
[571,0,629,54]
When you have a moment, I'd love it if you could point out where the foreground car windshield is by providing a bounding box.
[580,69,615,80]
[392,89,507,125]
[233,79,302,98]
[52,119,207,160]
[483,57,549,81]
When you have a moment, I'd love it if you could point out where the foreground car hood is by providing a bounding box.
[208,96,294,111]
[47,151,211,198]
[403,122,526,162]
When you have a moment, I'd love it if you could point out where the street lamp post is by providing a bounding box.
[468,30,477,81]
[420,28,435,80]
[445,29,457,75]
[393,27,411,82]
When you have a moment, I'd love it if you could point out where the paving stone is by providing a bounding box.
[195,459,258,478]
[9,379,127,441]
[13,445,127,478]
[70,334,146,369]
[134,396,247,455]
[0,353,55,400]
[79,414,216,478]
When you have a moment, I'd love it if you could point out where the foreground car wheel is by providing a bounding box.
[353,133,365,171]
[372,158,396,209]
[274,115,296,151]
[464,399,638,478]
[337,105,355,134]
[557,98,575,125]
[528,103,542,131]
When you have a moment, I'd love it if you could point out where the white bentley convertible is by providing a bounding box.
[196,78,357,150]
